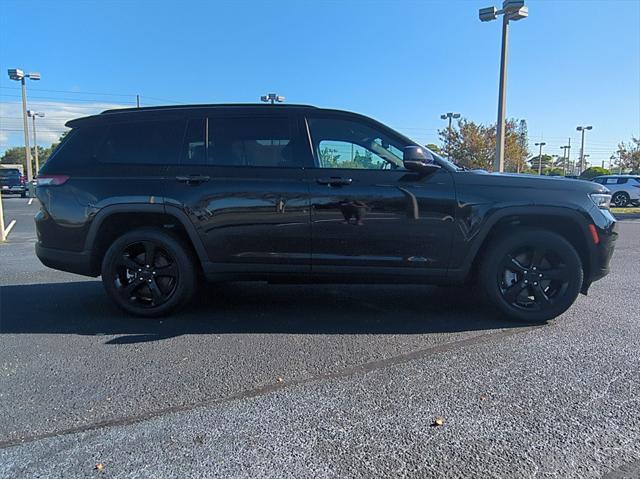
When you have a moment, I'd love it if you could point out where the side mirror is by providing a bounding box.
[403,146,441,174]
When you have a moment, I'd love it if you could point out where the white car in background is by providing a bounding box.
[591,175,640,207]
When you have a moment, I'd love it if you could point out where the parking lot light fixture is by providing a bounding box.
[7,69,41,185]
[576,125,593,174]
[535,141,546,175]
[479,1,528,173]
[27,110,45,174]
[260,93,285,104]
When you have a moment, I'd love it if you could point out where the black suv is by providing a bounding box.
[35,104,617,322]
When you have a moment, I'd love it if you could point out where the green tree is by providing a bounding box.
[425,143,441,154]
[438,118,529,172]
[319,147,342,168]
[580,166,609,179]
[528,154,554,173]
[614,137,640,174]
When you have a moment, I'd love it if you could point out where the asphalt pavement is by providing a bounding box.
[0,196,639,478]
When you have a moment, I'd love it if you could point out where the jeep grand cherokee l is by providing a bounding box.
[35,104,618,322]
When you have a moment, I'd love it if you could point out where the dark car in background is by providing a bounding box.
[0,168,27,198]
[34,104,618,323]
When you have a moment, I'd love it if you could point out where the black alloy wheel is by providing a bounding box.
[102,228,196,317]
[114,241,179,308]
[481,229,583,323]
[498,246,570,312]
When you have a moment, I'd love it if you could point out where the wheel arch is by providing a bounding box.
[85,204,208,275]
[458,207,594,290]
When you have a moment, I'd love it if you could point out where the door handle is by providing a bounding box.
[176,175,210,185]
[316,177,353,187]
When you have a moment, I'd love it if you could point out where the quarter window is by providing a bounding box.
[97,120,184,165]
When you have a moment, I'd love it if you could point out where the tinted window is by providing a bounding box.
[206,117,297,167]
[617,177,629,184]
[307,117,406,170]
[182,119,207,165]
[97,120,185,165]
[44,125,107,170]
[0,169,20,177]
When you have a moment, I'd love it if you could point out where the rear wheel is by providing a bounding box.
[101,228,196,317]
[612,191,630,207]
[480,229,583,323]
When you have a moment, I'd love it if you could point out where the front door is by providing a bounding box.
[165,113,311,275]
[304,114,456,279]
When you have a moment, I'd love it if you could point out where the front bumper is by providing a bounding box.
[585,208,618,288]
[1,185,26,194]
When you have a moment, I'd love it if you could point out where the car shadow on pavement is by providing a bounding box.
[0,281,527,343]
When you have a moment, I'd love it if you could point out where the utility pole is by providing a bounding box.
[535,141,546,175]
[479,1,529,173]
[576,125,592,174]
[136,94,140,108]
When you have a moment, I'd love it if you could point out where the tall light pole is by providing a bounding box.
[7,69,41,185]
[440,112,460,158]
[260,93,285,104]
[27,110,45,174]
[576,125,592,174]
[535,141,546,175]
[479,1,528,173]
[560,142,571,176]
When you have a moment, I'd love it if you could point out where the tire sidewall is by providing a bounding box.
[613,192,629,207]
[480,229,583,323]
[101,228,196,317]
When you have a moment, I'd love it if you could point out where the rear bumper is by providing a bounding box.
[35,243,98,277]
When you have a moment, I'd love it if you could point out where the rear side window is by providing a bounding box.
[97,120,185,165]
[207,117,297,167]
[617,177,629,184]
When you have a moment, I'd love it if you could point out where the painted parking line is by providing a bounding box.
[27,198,33,206]
[4,219,16,238]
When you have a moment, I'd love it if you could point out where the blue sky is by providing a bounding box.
[1,0,639,167]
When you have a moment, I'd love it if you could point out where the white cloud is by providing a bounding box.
[0,101,128,153]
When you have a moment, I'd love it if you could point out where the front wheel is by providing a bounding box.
[480,229,583,323]
[101,228,197,317]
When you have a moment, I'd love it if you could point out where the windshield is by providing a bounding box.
[0,169,20,177]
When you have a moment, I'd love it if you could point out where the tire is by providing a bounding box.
[101,227,197,317]
[612,191,630,208]
[479,229,583,323]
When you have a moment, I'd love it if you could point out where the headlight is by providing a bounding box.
[589,193,611,209]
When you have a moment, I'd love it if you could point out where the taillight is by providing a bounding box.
[37,175,70,186]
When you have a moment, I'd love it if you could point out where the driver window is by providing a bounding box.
[318,140,387,169]
[308,117,405,170]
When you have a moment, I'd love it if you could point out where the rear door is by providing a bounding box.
[304,113,456,279]
[165,111,312,275]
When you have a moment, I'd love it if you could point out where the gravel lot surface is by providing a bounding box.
[1,196,638,478]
